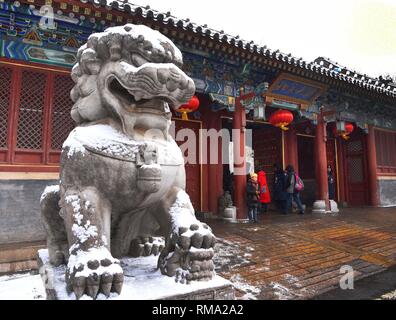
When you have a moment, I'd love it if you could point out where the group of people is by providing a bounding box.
[246,164,305,223]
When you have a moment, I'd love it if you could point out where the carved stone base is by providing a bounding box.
[37,249,234,300]
[330,200,339,213]
[312,200,339,214]
[222,206,238,223]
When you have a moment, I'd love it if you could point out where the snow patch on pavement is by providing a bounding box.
[0,273,45,300]
[229,274,261,300]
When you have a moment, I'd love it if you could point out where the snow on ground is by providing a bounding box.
[0,273,45,300]
[213,238,252,273]
[264,274,311,300]
[229,274,261,300]
[378,290,396,300]
[269,282,292,300]
[212,238,262,300]
[213,237,312,300]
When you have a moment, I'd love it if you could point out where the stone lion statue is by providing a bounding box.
[40,24,216,299]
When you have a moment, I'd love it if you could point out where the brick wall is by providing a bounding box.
[0,180,57,244]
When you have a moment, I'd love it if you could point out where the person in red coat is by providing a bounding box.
[257,170,271,213]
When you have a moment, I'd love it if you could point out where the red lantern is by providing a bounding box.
[269,109,294,131]
[333,122,354,140]
[176,95,199,120]
[345,123,354,134]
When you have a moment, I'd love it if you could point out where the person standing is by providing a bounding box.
[328,165,336,200]
[284,165,305,215]
[246,173,260,223]
[273,163,287,212]
[257,170,271,213]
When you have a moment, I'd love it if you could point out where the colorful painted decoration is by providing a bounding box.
[176,95,200,120]
[269,109,294,131]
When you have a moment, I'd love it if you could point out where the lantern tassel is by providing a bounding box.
[342,133,350,140]
[279,123,289,131]
[181,112,188,121]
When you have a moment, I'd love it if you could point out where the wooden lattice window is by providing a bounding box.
[0,61,73,168]
[51,75,75,150]
[375,129,396,174]
[348,157,364,183]
[0,66,12,149]
[16,70,46,150]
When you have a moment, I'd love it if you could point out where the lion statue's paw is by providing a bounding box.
[129,236,165,257]
[159,221,217,284]
[66,246,124,299]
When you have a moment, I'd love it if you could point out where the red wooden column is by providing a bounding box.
[284,125,299,172]
[335,138,347,205]
[233,98,247,220]
[313,110,331,212]
[207,113,224,215]
[366,125,380,206]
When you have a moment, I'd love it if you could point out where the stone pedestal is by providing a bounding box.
[37,249,234,300]
[223,206,237,223]
[312,200,339,214]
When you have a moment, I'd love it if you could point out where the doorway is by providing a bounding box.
[342,129,369,206]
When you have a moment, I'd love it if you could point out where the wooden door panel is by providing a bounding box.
[253,125,282,187]
[344,133,368,206]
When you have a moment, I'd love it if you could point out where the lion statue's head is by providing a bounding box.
[70,24,195,138]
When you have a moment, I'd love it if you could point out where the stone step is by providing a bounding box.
[0,241,45,274]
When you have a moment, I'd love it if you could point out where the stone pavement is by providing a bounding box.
[208,207,396,300]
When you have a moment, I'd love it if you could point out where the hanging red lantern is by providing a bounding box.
[333,122,354,140]
[345,122,354,134]
[176,95,200,120]
[342,122,354,140]
[269,109,294,131]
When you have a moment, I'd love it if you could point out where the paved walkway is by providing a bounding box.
[209,207,396,300]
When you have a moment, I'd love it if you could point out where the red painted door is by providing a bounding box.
[252,124,282,185]
[174,119,201,211]
[344,133,368,206]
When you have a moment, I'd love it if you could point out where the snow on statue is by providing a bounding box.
[39,24,216,299]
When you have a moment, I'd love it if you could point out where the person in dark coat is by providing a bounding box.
[284,165,305,215]
[273,163,287,213]
[246,173,260,223]
[328,165,335,200]
[257,170,271,213]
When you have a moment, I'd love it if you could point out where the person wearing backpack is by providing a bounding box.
[257,170,271,213]
[284,165,305,215]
